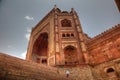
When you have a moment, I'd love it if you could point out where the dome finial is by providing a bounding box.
[71,8,74,12]
[54,5,57,9]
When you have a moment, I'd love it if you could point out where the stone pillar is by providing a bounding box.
[71,8,89,64]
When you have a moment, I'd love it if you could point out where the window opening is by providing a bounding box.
[42,59,47,64]
[71,33,74,37]
[106,68,115,73]
[61,19,72,27]
[66,34,70,37]
[62,34,66,37]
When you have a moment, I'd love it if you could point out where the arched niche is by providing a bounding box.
[63,45,78,65]
[106,67,118,78]
[32,32,48,64]
[61,19,72,27]
[106,68,115,73]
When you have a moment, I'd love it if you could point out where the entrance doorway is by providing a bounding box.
[32,32,48,64]
[64,45,78,65]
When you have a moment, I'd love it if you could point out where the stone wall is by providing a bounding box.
[57,65,94,80]
[0,53,69,80]
[87,24,120,65]
[1,52,120,80]
[92,58,120,80]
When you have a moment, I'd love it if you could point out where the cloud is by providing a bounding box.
[25,27,31,41]
[20,51,27,59]
[27,27,31,33]
[25,16,34,20]
[25,33,30,41]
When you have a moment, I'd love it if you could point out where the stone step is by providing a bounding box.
[0,53,71,80]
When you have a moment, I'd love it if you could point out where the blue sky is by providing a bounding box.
[0,0,120,59]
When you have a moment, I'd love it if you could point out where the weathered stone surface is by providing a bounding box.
[91,58,120,80]
[87,24,120,65]
[0,53,70,80]
[57,65,94,80]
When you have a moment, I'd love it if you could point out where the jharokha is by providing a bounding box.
[0,6,120,80]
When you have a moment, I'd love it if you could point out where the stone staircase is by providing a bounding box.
[0,53,71,80]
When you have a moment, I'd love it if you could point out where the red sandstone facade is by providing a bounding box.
[26,6,89,66]
[115,0,120,12]
[26,6,120,79]
[88,25,120,65]
[26,6,120,67]
[0,5,120,80]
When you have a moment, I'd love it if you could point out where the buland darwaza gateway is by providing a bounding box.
[25,5,120,80]
[0,1,120,79]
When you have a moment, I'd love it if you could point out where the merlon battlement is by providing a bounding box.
[88,24,120,42]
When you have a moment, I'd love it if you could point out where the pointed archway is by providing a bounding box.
[32,32,48,64]
[64,45,78,65]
